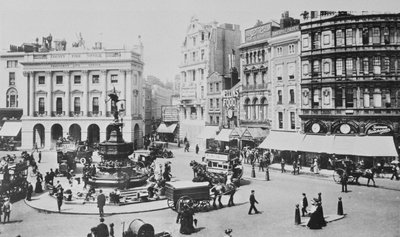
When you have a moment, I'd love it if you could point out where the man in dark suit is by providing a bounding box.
[96,217,109,237]
[301,193,308,216]
[341,173,348,193]
[26,182,33,201]
[97,189,106,217]
[248,190,260,215]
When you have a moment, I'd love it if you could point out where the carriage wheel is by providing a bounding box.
[333,169,343,183]
[348,175,356,183]
[163,152,168,159]
[80,157,87,165]
[176,196,193,213]
[167,199,175,210]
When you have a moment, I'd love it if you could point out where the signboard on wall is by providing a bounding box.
[162,106,179,122]
[181,86,196,100]
[245,23,272,43]
[366,124,392,135]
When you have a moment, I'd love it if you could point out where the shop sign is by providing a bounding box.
[205,152,229,162]
[181,86,196,100]
[245,23,272,42]
[222,88,239,98]
[366,124,392,135]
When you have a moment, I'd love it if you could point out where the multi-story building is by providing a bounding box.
[239,21,279,132]
[151,84,173,120]
[300,11,400,166]
[0,37,145,150]
[179,17,241,144]
[207,72,224,126]
[143,81,152,136]
[269,22,301,131]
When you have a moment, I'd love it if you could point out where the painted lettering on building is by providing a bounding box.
[245,23,272,42]
[366,124,392,135]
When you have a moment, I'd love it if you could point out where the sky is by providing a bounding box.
[0,0,399,83]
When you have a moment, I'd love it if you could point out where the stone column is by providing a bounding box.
[82,70,89,116]
[46,71,52,116]
[120,69,127,114]
[101,70,108,116]
[64,71,71,117]
[196,105,201,120]
[125,70,132,117]
[25,71,35,116]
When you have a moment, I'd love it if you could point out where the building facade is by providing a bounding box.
[151,84,173,121]
[179,17,241,144]
[1,39,145,150]
[300,11,400,164]
[207,72,224,126]
[143,81,152,136]
[269,25,301,131]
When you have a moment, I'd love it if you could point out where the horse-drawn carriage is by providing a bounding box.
[332,159,376,186]
[56,141,93,165]
[131,149,157,169]
[149,141,174,159]
[0,158,28,201]
[165,181,211,212]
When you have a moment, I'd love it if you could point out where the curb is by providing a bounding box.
[24,197,170,216]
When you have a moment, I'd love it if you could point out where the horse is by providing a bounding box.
[353,167,377,187]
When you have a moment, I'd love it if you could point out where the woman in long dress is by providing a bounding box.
[307,199,325,229]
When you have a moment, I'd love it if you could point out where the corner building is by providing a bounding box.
[179,17,241,145]
[1,45,144,150]
[300,12,400,165]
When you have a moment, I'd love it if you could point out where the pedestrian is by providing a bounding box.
[341,172,348,193]
[292,160,298,175]
[26,182,33,201]
[390,164,399,180]
[96,217,110,237]
[301,193,308,217]
[2,197,12,223]
[49,169,55,185]
[195,144,199,154]
[109,223,115,237]
[280,158,286,173]
[97,189,106,217]
[38,151,42,163]
[314,158,319,174]
[248,190,261,215]
[258,156,265,172]
[56,189,63,212]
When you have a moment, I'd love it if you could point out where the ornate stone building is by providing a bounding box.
[179,17,241,145]
[300,11,400,161]
[0,39,145,150]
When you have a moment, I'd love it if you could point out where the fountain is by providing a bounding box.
[88,89,148,189]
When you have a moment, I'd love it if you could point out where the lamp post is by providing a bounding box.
[251,162,256,178]
[265,166,270,181]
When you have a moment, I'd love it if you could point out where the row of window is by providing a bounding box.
[209,115,220,125]
[209,98,220,108]
[306,87,396,109]
[245,71,267,86]
[303,56,400,77]
[6,60,18,68]
[35,74,120,85]
[278,111,296,129]
[184,49,206,63]
[182,69,205,82]
[277,89,296,104]
[209,82,220,93]
[276,62,296,80]
[243,44,296,65]
[276,44,296,56]
[304,26,400,50]
[183,31,210,47]
[37,97,100,114]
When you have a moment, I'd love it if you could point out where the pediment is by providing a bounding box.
[89,89,102,94]
[53,90,65,95]
[35,90,48,95]
[71,89,83,95]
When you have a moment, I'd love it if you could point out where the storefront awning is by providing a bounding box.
[0,121,22,137]
[353,136,398,157]
[247,127,269,139]
[215,129,233,142]
[197,126,219,139]
[299,134,334,153]
[231,127,247,139]
[331,135,358,156]
[156,123,177,134]
[258,131,304,151]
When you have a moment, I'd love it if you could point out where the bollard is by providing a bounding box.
[265,167,270,181]
[337,197,343,215]
[295,204,301,225]
[251,163,256,178]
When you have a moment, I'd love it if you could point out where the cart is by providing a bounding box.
[165,181,211,212]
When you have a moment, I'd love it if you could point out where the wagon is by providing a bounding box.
[165,181,211,212]
[149,141,174,159]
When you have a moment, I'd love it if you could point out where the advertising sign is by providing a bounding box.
[181,86,196,100]
[366,124,392,135]
[245,23,272,42]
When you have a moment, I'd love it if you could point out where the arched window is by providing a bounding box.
[6,88,18,108]
[252,98,259,120]
[260,97,268,121]
[244,98,250,120]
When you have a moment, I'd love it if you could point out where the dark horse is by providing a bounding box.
[353,167,377,187]
[190,160,237,208]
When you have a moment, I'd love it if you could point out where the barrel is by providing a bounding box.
[125,219,154,237]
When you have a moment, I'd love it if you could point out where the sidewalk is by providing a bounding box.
[25,192,169,215]
[243,163,400,191]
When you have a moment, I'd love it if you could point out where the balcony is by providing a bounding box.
[51,111,66,117]
[34,111,47,117]
[70,111,83,117]
[88,111,102,117]
[243,84,269,92]
[301,108,400,117]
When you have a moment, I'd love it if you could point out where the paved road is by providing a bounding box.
[1,148,400,237]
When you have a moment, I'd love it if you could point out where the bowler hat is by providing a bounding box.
[225,228,232,234]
